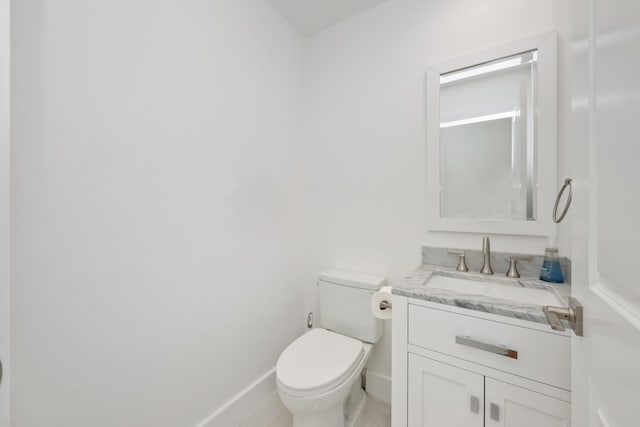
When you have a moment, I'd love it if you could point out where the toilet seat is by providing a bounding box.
[276,328,364,397]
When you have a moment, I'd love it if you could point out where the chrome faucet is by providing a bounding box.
[480,236,494,275]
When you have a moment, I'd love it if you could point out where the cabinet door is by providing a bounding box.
[407,354,484,427]
[484,378,571,427]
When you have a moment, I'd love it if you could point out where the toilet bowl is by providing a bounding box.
[276,328,373,427]
[275,270,386,427]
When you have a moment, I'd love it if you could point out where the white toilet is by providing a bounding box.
[276,270,385,427]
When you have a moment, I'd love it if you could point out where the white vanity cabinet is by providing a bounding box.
[484,378,571,427]
[392,296,571,427]
[407,354,484,427]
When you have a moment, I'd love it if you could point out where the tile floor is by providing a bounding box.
[353,397,391,427]
[263,394,391,427]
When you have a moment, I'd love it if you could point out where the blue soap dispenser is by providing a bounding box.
[539,238,564,283]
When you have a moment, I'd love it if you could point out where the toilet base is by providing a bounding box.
[344,383,367,427]
[293,402,343,427]
[291,384,367,427]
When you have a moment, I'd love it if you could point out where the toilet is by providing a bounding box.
[276,270,385,427]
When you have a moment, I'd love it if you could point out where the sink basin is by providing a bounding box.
[427,274,565,307]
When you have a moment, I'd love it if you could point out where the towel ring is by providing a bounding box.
[553,178,572,223]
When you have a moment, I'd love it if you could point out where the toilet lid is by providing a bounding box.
[276,328,364,394]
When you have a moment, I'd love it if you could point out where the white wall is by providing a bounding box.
[303,0,571,381]
[0,0,10,423]
[10,1,306,426]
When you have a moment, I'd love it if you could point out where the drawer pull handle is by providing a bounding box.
[455,336,518,359]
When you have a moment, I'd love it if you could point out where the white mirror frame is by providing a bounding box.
[426,30,558,236]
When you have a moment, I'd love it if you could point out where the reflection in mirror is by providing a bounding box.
[439,50,538,221]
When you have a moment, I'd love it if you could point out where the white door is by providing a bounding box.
[407,354,484,427]
[484,378,570,427]
[0,0,10,423]
[571,0,640,426]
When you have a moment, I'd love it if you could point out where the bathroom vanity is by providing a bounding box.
[396,28,573,426]
[391,263,572,427]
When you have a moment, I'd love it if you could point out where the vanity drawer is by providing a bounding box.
[408,304,570,390]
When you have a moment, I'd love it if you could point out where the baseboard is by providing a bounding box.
[194,368,279,427]
[365,370,391,405]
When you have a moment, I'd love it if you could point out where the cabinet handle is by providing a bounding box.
[470,395,480,414]
[455,336,518,359]
[490,402,500,421]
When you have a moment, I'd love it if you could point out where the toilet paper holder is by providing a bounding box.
[379,300,392,310]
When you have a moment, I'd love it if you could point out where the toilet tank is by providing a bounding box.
[318,270,386,344]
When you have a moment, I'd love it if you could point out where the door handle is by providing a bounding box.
[490,402,500,421]
[470,395,480,414]
[543,296,584,336]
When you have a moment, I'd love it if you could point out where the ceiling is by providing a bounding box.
[266,0,389,36]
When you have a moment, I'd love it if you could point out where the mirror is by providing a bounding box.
[440,50,537,221]
[426,32,557,236]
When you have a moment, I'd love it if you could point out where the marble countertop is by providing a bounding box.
[392,264,571,325]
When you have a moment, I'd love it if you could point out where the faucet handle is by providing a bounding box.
[506,255,532,278]
[447,250,469,272]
